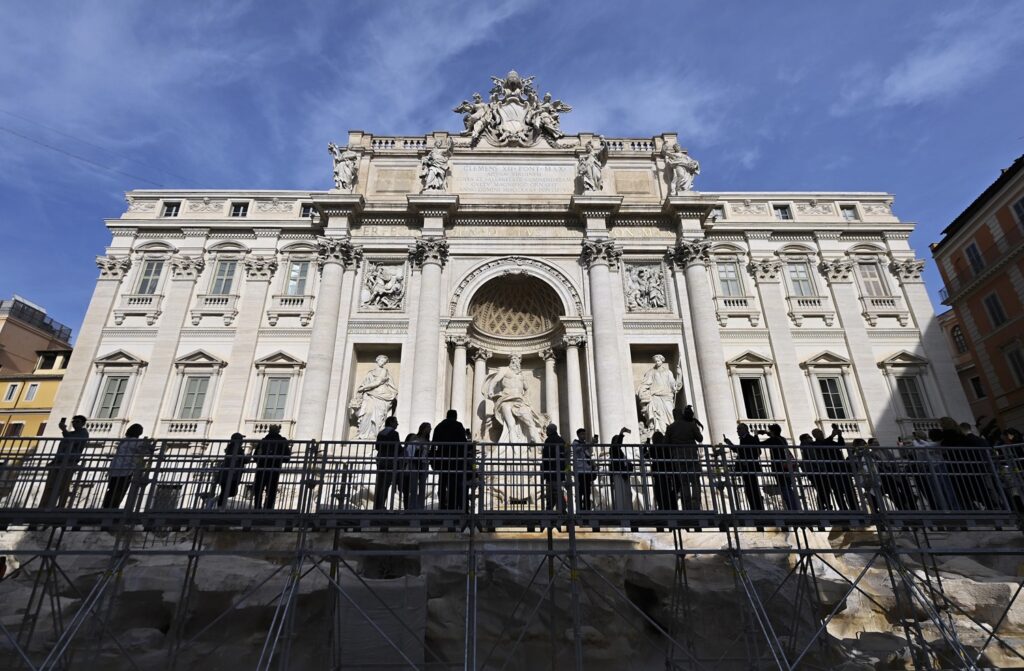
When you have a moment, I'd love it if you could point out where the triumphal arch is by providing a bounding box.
[49,71,969,445]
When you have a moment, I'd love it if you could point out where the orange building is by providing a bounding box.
[931,154,1024,432]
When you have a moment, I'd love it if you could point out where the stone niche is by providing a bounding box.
[343,345,402,441]
[478,353,545,443]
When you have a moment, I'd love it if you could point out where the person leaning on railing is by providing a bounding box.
[252,424,290,510]
[664,406,703,511]
[215,433,250,507]
[571,429,595,511]
[373,416,401,510]
[542,424,566,513]
[38,415,89,509]
[102,423,155,509]
[608,428,634,512]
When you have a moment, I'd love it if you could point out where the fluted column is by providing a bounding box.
[409,237,450,428]
[580,239,626,438]
[668,239,732,441]
[471,348,491,439]
[448,335,469,420]
[563,334,586,436]
[541,347,559,427]
[295,237,361,439]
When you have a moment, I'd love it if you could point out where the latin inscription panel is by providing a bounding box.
[451,163,576,195]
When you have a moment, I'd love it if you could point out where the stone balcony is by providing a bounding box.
[190,294,240,326]
[266,294,315,326]
[113,293,163,325]
[814,419,869,437]
[737,418,789,437]
[243,419,297,437]
[786,295,835,327]
[713,295,760,327]
[159,418,212,439]
[86,418,128,438]
[896,418,942,438]
[860,295,910,327]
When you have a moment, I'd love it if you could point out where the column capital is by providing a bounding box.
[471,347,491,363]
[243,254,279,281]
[666,239,711,269]
[747,257,783,283]
[316,236,362,272]
[410,236,450,268]
[540,347,557,362]
[446,334,470,348]
[562,334,587,348]
[580,238,622,269]
[169,254,205,281]
[818,258,855,284]
[95,254,132,280]
[888,258,926,284]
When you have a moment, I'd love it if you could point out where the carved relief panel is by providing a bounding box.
[623,262,669,312]
[359,259,408,311]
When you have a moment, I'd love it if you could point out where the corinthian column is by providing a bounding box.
[409,237,450,428]
[448,335,469,420]
[471,348,491,439]
[668,239,732,440]
[295,237,361,439]
[541,348,559,427]
[562,335,586,435]
[580,239,626,437]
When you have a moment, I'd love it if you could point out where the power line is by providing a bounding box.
[0,125,165,188]
[0,107,194,185]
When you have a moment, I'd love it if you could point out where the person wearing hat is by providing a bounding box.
[216,432,250,507]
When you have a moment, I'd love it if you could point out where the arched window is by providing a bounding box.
[951,325,968,354]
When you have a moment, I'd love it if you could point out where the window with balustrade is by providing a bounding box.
[856,261,888,297]
[786,262,815,297]
[895,376,930,419]
[168,350,226,428]
[285,261,311,296]
[209,259,238,295]
[817,377,849,420]
[87,350,147,426]
[716,261,744,297]
[136,259,164,295]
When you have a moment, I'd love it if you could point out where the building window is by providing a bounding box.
[1013,197,1024,228]
[24,383,38,402]
[136,260,164,295]
[286,261,310,295]
[36,423,46,436]
[262,376,291,420]
[300,203,315,218]
[209,260,238,295]
[178,375,210,419]
[230,202,249,218]
[717,262,743,297]
[950,325,968,354]
[38,352,58,369]
[3,423,24,437]
[162,201,181,217]
[895,376,929,419]
[1007,345,1024,387]
[772,204,793,221]
[739,377,769,419]
[983,293,1007,328]
[840,205,859,221]
[857,261,888,297]
[969,376,986,399]
[965,243,984,274]
[786,262,815,297]
[3,384,19,402]
[709,205,725,221]
[818,377,849,419]
[96,376,129,419]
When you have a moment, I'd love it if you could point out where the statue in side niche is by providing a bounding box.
[636,354,683,435]
[349,355,398,439]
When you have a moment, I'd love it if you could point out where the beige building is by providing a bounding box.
[0,347,72,439]
[47,73,969,445]
[0,297,72,375]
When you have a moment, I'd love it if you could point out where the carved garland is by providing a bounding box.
[448,256,584,316]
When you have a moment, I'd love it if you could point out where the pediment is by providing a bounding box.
[727,350,774,367]
[879,350,928,367]
[94,349,147,366]
[801,351,851,368]
[254,350,305,368]
[174,349,227,367]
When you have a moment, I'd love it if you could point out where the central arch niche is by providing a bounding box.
[468,275,563,341]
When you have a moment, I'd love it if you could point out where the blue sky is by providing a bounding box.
[2,1,1023,339]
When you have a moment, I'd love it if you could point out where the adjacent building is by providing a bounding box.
[932,154,1024,431]
[0,347,72,438]
[0,296,72,375]
[47,73,970,445]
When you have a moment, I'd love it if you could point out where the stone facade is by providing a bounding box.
[48,79,970,445]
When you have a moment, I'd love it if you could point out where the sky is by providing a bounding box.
[1,0,1023,340]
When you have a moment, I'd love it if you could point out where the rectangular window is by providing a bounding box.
[3,384,19,402]
[230,202,248,218]
[787,262,814,297]
[162,201,181,217]
[25,383,39,402]
[4,423,23,437]
[300,203,315,218]
[857,262,887,297]
[1013,197,1024,228]
[136,260,164,295]
[178,375,210,419]
[840,205,859,221]
[36,423,47,436]
[286,261,310,295]
[96,376,129,419]
[739,377,769,419]
[896,376,928,419]
[717,262,743,297]
[38,353,58,369]
[965,243,984,274]
[1007,346,1024,387]
[818,377,849,420]
[262,376,290,420]
[969,376,987,399]
[773,204,793,221]
[984,293,1007,328]
[951,326,968,354]
[210,260,237,295]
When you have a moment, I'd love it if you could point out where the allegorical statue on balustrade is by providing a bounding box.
[419,138,453,192]
[577,138,607,193]
[349,355,398,439]
[636,354,683,435]
[453,93,494,144]
[483,354,546,443]
[328,142,359,192]
[663,141,700,194]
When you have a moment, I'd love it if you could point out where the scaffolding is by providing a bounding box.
[1,436,1023,670]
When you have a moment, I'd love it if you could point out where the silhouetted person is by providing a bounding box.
[764,424,799,510]
[253,424,291,510]
[798,433,829,510]
[811,425,857,510]
[39,415,89,508]
[647,430,676,510]
[102,423,154,509]
[725,423,766,511]
[373,416,401,510]
[911,428,954,510]
[542,424,567,512]
[216,433,249,507]
[432,410,469,512]
[941,417,997,510]
[870,441,917,512]
[402,422,431,510]
[665,406,703,510]
[571,429,596,511]
[609,428,633,511]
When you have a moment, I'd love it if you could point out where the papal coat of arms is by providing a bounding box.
[454,70,572,148]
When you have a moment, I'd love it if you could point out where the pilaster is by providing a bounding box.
[579,236,626,438]
[408,235,451,427]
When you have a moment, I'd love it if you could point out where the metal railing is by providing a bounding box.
[1,437,1021,530]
